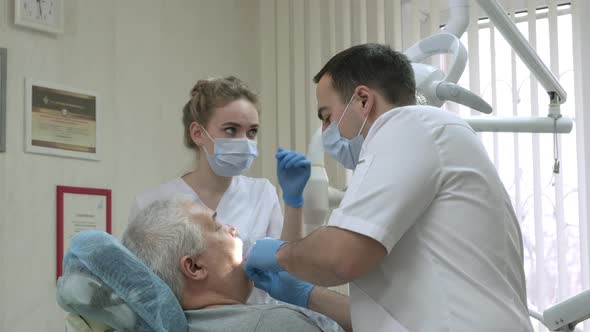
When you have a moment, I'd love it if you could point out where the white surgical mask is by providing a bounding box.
[201,126,258,177]
[321,94,368,169]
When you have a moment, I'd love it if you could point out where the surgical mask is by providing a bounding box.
[201,126,258,177]
[321,94,369,170]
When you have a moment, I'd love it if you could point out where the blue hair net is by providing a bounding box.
[57,230,188,332]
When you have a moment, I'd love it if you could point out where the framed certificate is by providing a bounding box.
[0,48,6,152]
[25,79,100,160]
[56,185,111,279]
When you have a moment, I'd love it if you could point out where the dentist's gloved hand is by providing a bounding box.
[243,238,286,275]
[249,270,315,308]
[276,148,311,208]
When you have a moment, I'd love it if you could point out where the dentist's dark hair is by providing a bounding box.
[313,43,416,106]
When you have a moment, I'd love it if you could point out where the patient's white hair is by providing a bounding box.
[122,195,206,300]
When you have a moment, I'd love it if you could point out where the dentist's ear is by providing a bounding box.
[355,86,373,116]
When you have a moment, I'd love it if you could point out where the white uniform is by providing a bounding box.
[328,105,533,331]
[129,174,283,304]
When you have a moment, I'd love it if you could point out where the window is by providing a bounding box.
[444,4,582,331]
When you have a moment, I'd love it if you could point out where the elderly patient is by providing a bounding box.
[122,196,326,332]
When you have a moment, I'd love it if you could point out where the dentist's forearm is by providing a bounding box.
[276,227,351,286]
[308,287,352,332]
[280,205,304,242]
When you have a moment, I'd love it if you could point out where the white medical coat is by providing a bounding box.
[129,174,283,304]
[328,105,533,331]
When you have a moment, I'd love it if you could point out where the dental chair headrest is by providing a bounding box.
[56,230,188,332]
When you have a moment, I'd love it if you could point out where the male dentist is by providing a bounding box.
[245,43,533,332]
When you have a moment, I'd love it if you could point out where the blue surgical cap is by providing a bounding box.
[57,230,188,332]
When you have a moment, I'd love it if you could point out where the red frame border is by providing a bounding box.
[56,185,111,280]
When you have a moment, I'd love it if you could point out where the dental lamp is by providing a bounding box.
[540,288,590,332]
[407,0,573,133]
[405,32,493,114]
[475,0,566,103]
[465,0,571,133]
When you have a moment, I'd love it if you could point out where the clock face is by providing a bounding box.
[18,0,61,32]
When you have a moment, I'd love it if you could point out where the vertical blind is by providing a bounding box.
[446,1,584,330]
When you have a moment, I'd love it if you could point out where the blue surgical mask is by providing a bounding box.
[321,94,368,170]
[201,127,258,177]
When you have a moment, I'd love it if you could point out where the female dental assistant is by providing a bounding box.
[129,76,310,304]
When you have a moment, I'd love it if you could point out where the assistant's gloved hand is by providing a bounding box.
[243,238,286,276]
[276,148,311,207]
[250,270,315,308]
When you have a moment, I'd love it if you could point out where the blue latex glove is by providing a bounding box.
[243,238,286,275]
[249,270,315,308]
[276,148,311,208]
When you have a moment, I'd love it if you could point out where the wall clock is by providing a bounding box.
[15,0,63,34]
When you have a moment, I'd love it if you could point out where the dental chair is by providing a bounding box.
[57,230,344,332]
[56,230,188,332]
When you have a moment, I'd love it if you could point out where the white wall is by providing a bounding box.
[0,0,260,330]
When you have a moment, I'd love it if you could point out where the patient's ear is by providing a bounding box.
[180,255,207,281]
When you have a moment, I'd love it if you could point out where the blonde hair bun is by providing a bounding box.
[181,76,258,150]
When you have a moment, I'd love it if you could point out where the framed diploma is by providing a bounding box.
[56,185,111,279]
[25,79,100,160]
[0,48,6,152]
